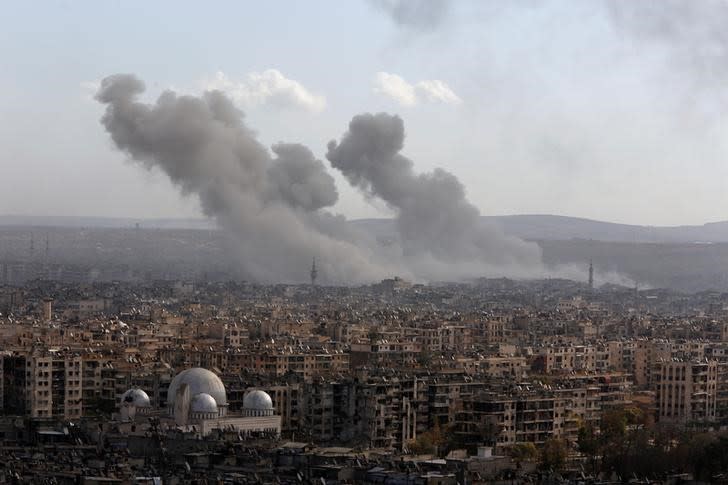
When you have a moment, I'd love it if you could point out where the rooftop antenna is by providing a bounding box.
[310,257,318,286]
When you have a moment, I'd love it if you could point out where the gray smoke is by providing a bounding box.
[96,74,393,284]
[607,0,728,87]
[266,143,338,211]
[368,0,451,30]
[326,113,542,273]
[97,74,547,283]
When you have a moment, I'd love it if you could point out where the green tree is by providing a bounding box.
[509,442,538,463]
[599,408,628,471]
[600,409,627,444]
[693,434,728,481]
[577,423,599,473]
[540,438,568,471]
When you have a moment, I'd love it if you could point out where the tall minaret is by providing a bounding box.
[29,232,35,261]
[588,259,594,290]
[310,257,318,286]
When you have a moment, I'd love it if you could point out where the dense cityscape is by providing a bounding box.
[3,269,728,483]
[6,0,728,483]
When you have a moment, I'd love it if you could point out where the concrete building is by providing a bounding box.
[655,359,718,424]
[2,352,84,419]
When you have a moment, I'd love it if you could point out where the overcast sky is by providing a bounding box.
[2,0,728,226]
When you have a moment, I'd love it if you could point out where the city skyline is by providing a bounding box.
[5,2,728,481]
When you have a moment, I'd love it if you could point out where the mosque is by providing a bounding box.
[119,367,280,437]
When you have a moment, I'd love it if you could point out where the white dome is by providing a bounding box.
[121,388,151,408]
[167,368,227,407]
[190,393,218,414]
[243,390,273,410]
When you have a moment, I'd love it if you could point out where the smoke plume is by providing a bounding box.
[326,113,542,274]
[96,74,393,283]
[97,74,546,283]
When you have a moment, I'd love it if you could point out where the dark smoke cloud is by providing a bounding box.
[96,74,393,284]
[326,113,542,270]
[368,0,451,30]
[97,74,546,283]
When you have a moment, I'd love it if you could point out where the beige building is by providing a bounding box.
[480,356,528,378]
[7,352,85,419]
[539,345,597,374]
[655,359,718,424]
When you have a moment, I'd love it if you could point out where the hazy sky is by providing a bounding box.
[2,0,728,226]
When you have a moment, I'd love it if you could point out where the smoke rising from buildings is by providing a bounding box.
[326,113,542,275]
[96,74,548,283]
[265,143,338,211]
[96,74,394,284]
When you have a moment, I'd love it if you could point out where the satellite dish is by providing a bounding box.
[174,383,190,426]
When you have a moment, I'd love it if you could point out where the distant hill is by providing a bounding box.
[352,214,728,244]
[484,214,728,244]
[0,215,217,231]
[5,214,728,291]
[5,213,728,244]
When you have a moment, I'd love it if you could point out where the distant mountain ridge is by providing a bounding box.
[5,214,728,291]
[484,214,728,243]
[0,215,217,230]
[4,214,728,244]
[352,214,728,244]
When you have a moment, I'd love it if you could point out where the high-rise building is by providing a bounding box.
[655,359,718,424]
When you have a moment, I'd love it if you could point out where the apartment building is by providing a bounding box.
[2,352,83,419]
[537,345,597,374]
[655,359,718,424]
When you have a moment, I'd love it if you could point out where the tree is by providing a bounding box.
[509,442,538,463]
[540,438,568,471]
[409,432,436,455]
[408,421,446,456]
[600,409,627,444]
[577,423,599,473]
[599,408,628,471]
[693,434,728,481]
